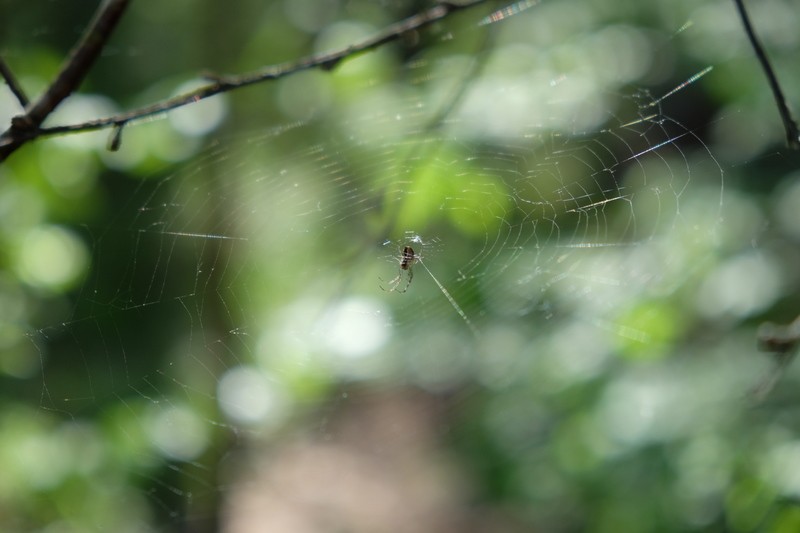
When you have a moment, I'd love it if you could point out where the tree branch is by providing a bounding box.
[0,57,30,107]
[0,0,489,161]
[752,316,800,401]
[0,0,130,161]
[732,0,800,150]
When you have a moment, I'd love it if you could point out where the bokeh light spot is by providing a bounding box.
[15,225,88,291]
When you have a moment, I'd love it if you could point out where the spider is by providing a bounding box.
[380,245,416,293]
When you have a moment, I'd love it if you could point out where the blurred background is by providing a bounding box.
[2,0,800,531]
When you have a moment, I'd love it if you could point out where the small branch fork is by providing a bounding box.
[732,0,800,150]
[0,0,490,162]
[0,0,131,161]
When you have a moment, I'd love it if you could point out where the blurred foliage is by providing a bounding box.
[2,0,800,532]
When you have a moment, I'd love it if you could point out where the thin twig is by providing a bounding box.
[0,0,489,159]
[0,57,30,107]
[751,316,800,402]
[732,0,800,150]
[0,0,130,161]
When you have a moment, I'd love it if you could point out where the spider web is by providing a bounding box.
[9,1,740,531]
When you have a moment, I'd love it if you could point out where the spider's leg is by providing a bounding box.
[379,271,403,292]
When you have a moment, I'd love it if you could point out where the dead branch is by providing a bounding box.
[0,57,30,107]
[0,0,490,162]
[0,0,130,161]
[732,0,800,150]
